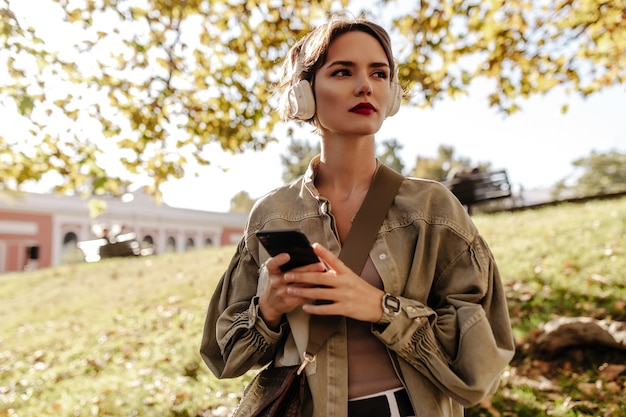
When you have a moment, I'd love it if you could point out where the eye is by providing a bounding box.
[331,68,351,77]
[373,70,389,79]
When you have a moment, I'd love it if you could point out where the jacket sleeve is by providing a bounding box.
[199,237,288,378]
[373,234,515,406]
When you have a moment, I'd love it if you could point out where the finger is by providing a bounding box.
[265,253,290,274]
[311,243,350,274]
[282,259,329,285]
[284,270,326,288]
[301,299,342,315]
[288,261,327,273]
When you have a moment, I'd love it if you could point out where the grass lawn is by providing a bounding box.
[1,197,625,416]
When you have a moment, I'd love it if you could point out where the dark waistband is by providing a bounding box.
[348,388,414,417]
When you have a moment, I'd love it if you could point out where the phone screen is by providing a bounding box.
[256,229,320,272]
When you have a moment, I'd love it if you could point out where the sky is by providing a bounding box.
[160,84,625,212]
[3,1,625,213]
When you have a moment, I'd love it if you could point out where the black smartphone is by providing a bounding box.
[256,229,321,272]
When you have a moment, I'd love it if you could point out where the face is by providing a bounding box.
[313,31,392,137]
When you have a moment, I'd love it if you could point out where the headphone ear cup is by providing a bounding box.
[288,80,316,120]
[386,81,402,117]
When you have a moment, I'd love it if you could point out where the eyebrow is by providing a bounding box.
[326,60,390,70]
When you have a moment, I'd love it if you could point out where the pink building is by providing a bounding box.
[0,191,247,273]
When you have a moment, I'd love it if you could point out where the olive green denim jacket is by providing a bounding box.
[200,158,515,417]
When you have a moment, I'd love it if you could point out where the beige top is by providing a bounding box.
[347,257,403,398]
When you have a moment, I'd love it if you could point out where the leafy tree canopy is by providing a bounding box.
[280,128,321,184]
[1,0,624,199]
[409,144,485,181]
[377,138,405,174]
[229,190,256,213]
[554,150,626,198]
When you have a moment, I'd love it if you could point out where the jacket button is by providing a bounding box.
[379,253,387,260]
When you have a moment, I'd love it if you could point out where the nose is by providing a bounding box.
[354,74,372,96]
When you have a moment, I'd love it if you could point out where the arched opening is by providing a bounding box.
[166,237,176,253]
[142,234,155,255]
[63,232,78,245]
[61,231,83,264]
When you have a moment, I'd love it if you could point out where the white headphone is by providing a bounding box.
[287,47,402,120]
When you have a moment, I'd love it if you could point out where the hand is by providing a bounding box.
[258,252,326,329]
[284,243,385,323]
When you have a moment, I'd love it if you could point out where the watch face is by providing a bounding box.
[384,294,400,314]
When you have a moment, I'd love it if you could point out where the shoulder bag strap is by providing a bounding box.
[300,165,404,370]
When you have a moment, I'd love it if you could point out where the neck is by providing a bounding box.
[316,134,378,194]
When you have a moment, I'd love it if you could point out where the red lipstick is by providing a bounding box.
[350,103,376,115]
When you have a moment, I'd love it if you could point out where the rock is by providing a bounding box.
[530,317,626,359]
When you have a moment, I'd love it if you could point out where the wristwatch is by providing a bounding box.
[378,293,401,326]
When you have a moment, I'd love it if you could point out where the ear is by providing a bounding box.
[287,80,316,120]
[386,81,402,117]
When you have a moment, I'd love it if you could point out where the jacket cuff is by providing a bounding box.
[249,296,287,343]
[372,298,432,347]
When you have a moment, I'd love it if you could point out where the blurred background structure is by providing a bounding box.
[0,191,246,273]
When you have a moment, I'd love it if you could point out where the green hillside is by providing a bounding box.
[1,197,625,417]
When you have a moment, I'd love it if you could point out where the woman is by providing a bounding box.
[200,15,515,417]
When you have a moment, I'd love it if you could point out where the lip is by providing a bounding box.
[349,102,376,114]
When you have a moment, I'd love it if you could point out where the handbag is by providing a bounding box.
[232,165,404,417]
[232,364,306,417]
